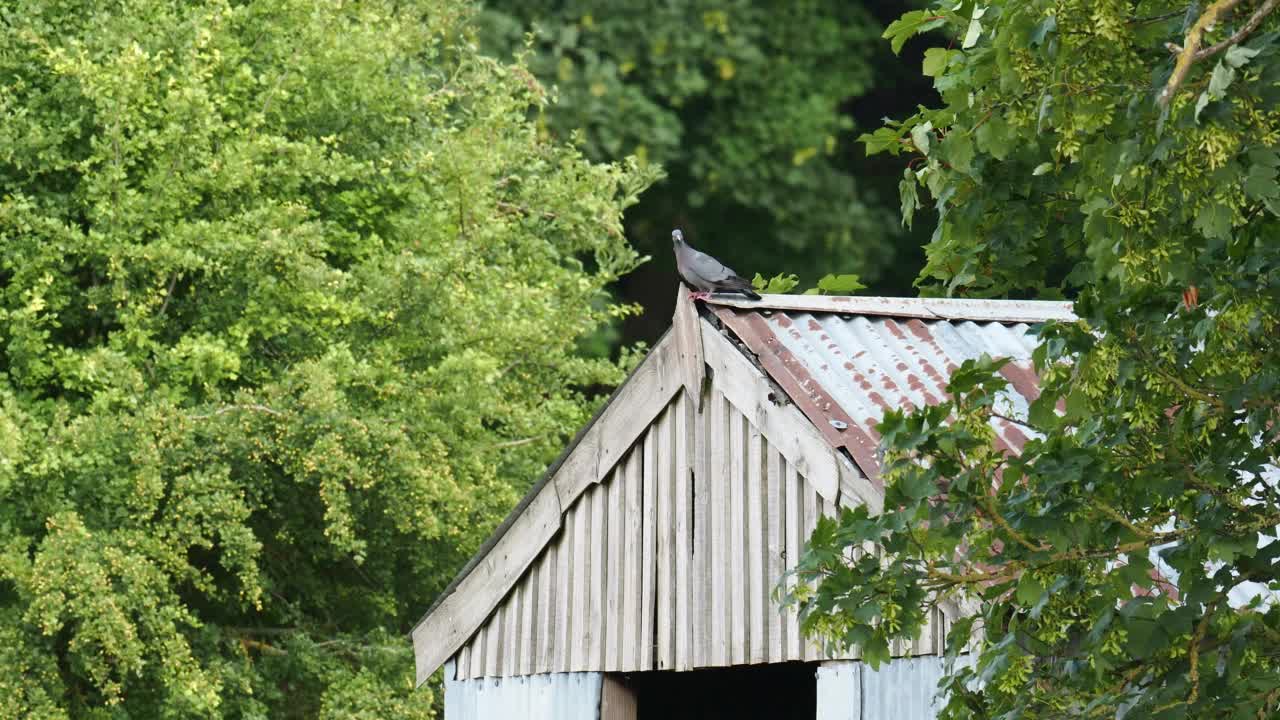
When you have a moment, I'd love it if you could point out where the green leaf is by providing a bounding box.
[1224,44,1260,68]
[816,273,867,294]
[883,10,950,54]
[1032,161,1053,176]
[942,131,975,173]
[922,48,953,77]
[1209,61,1235,99]
[1015,574,1044,605]
[1029,15,1056,45]
[962,6,987,49]
[752,272,800,294]
[900,169,920,228]
[975,112,1013,160]
[910,121,934,155]
[1244,163,1279,201]
[1194,202,1233,240]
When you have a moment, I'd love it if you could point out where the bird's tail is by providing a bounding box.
[725,276,762,300]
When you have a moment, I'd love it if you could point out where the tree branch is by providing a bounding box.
[1158,0,1278,107]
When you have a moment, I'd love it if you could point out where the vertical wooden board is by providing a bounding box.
[556,504,575,672]
[691,385,711,668]
[728,408,747,665]
[455,643,470,681]
[640,428,658,671]
[766,446,784,663]
[570,490,592,671]
[601,674,638,720]
[655,405,675,670]
[589,482,607,670]
[819,495,836,660]
[802,486,820,661]
[537,539,557,673]
[622,446,643,669]
[503,586,519,675]
[783,459,802,660]
[746,424,766,664]
[468,625,481,676]
[708,391,728,666]
[519,558,536,675]
[673,391,693,670]
[484,602,502,678]
[605,465,624,671]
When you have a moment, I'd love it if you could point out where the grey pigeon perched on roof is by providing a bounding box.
[672,229,761,301]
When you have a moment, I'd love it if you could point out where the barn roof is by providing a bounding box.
[411,293,1075,684]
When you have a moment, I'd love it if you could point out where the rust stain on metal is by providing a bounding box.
[712,306,884,486]
[706,301,1056,493]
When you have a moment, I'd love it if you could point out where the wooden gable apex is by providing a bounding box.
[411,292,877,686]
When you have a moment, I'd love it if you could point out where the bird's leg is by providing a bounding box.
[688,289,711,302]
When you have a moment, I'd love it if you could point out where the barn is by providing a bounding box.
[411,291,1075,720]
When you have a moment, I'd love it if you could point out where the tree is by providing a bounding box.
[478,1,907,340]
[794,2,1280,718]
[0,0,656,717]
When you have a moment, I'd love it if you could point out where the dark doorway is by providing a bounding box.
[625,662,817,720]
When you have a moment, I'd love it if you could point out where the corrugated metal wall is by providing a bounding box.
[443,661,602,720]
[453,386,948,680]
[816,656,951,720]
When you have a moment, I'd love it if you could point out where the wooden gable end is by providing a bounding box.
[413,294,946,686]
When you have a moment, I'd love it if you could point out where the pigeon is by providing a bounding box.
[671,229,761,301]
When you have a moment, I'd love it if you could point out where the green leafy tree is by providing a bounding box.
[478,0,900,336]
[0,0,656,717]
[795,2,1280,718]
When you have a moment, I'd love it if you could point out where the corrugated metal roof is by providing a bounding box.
[709,296,1073,483]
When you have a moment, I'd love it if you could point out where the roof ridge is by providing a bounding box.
[703,294,1077,323]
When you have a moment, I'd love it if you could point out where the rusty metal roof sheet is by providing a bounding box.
[708,296,1074,483]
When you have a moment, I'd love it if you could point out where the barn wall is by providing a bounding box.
[816,656,952,720]
[443,661,602,720]
[452,385,948,680]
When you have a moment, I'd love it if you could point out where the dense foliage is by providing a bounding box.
[796,2,1280,718]
[478,1,904,333]
[0,0,656,717]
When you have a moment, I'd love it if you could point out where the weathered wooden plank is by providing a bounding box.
[728,407,747,665]
[412,477,562,686]
[766,446,784,663]
[622,447,643,668]
[589,483,607,670]
[671,286,706,404]
[691,384,711,668]
[640,429,658,671]
[746,423,766,664]
[555,500,574,672]
[699,319,840,502]
[469,627,484,680]
[673,391,693,670]
[455,641,470,681]
[570,490,592,671]
[784,459,802,660]
[518,565,535,675]
[708,390,728,666]
[538,538,558,673]
[484,602,502,677]
[555,337,681,508]
[839,457,883,514]
[803,485,820,661]
[502,585,519,675]
[605,464,624,671]
[601,674,638,720]
[655,405,676,670]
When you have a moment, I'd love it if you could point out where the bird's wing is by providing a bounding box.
[684,246,739,283]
